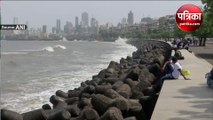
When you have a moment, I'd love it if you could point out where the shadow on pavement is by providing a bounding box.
[170,84,213,120]
[196,53,213,60]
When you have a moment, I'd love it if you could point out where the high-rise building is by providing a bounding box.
[91,17,97,27]
[127,11,134,25]
[52,27,56,34]
[75,16,79,28]
[64,21,73,34]
[81,12,89,27]
[90,17,99,34]
[42,25,47,33]
[56,19,61,34]
[121,18,127,25]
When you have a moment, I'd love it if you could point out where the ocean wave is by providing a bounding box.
[2,45,67,55]
[35,44,67,53]
[0,70,90,113]
[54,45,66,50]
[41,45,66,52]
[1,52,28,55]
[42,46,55,52]
[1,40,136,113]
[100,37,137,62]
[0,89,51,113]
[114,36,129,45]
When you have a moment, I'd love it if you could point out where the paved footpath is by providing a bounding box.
[151,49,213,120]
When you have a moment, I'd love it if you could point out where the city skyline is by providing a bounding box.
[1,1,202,31]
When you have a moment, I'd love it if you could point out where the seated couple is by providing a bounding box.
[158,56,191,87]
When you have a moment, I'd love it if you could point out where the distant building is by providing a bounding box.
[121,18,127,25]
[158,15,175,32]
[64,21,74,34]
[141,17,154,24]
[147,20,159,32]
[99,22,113,31]
[28,28,43,39]
[41,25,48,39]
[91,18,97,27]
[52,27,56,34]
[105,22,113,29]
[75,16,79,28]
[165,15,175,32]
[127,11,134,25]
[42,25,47,33]
[81,12,89,27]
[90,17,99,34]
[56,19,61,34]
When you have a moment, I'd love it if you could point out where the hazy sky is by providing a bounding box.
[1,1,202,31]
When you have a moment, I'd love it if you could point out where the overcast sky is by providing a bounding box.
[1,1,202,30]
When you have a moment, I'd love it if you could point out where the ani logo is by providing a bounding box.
[176,4,203,32]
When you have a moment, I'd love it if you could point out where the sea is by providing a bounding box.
[0,38,137,113]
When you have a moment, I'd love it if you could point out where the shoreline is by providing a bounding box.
[1,38,134,113]
[1,40,172,120]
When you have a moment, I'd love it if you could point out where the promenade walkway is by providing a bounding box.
[151,49,213,120]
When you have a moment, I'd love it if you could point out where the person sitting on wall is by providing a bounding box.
[177,40,184,49]
[183,38,190,50]
[174,50,184,60]
[172,39,178,52]
[158,56,191,87]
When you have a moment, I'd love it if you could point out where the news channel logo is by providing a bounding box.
[176,4,203,32]
[0,24,28,30]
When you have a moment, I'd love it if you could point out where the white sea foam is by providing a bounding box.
[1,67,94,113]
[42,46,55,52]
[1,52,28,55]
[2,45,67,54]
[1,89,52,113]
[54,45,66,50]
[1,40,137,113]
[60,37,68,41]
[40,45,66,52]
[101,37,137,62]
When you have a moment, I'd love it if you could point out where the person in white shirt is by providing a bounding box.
[158,56,190,87]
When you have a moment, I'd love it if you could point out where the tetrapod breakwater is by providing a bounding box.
[1,40,172,120]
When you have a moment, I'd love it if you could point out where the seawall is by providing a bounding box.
[1,40,172,120]
[151,49,213,120]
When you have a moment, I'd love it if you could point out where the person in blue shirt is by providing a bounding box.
[158,56,191,87]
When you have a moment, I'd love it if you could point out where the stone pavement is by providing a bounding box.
[151,49,213,120]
